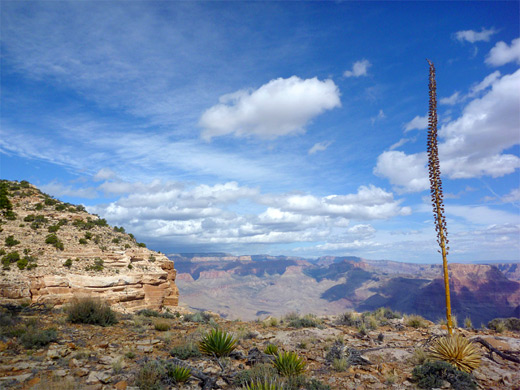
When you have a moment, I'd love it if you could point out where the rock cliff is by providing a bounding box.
[0,180,178,312]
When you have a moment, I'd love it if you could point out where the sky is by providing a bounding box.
[1,1,519,263]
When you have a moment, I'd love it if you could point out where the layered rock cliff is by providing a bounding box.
[0,180,178,312]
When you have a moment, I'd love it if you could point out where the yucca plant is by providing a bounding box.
[199,328,237,357]
[428,334,481,373]
[427,59,453,335]
[264,344,279,356]
[165,363,191,383]
[272,351,306,377]
[243,379,284,390]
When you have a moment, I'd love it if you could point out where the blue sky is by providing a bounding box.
[1,1,519,263]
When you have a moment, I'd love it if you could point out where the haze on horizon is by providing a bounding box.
[0,1,519,263]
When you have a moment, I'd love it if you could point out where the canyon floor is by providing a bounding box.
[0,304,519,390]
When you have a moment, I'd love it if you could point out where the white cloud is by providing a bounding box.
[343,59,371,77]
[374,151,429,193]
[376,70,520,192]
[389,138,410,150]
[501,188,520,203]
[199,76,341,140]
[93,168,117,181]
[486,37,520,66]
[371,109,385,125]
[455,28,497,43]
[40,182,98,199]
[308,141,333,155]
[404,115,428,132]
[468,71,501,97]
[440,92,460,105]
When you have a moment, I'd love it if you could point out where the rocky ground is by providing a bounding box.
[0,305,519,390]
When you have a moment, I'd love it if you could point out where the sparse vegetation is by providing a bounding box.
[20,327,58,349]
[183,311,212,323]
[488,317,520,332]
[154,321,171,331]
[85,258,104,271]
[283,312,322,328]
[5,235,20,247]
[170,342,202,359]
[264,344,279,355]
[45,234,64,250]
[404,314,428,328]
[66,297,118,326]
[165,363,191,383]
[63,259,73,268]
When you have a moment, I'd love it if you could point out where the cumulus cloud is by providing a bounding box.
[343,59,371,77]
[455,28,497,43]
[486,37,520,66]
[93,168,118,181]
[308,141,333,155]
[199,76,341,140]
[404,115,428,132]
[468,71,501,97]
[375,70,520,192]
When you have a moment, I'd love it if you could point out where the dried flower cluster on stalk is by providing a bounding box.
[427,59,453,335]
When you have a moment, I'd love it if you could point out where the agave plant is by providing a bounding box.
[165,363,191,383]
[427,59,453,335]
[429,334,481,373]
[272,351,306,377]
[243,379,284,390]
[264,344,279,356]
[199,328,237,357]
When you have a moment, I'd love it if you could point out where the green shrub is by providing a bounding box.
[2,251,20,270]
[4,210,17,220]
[35,203,44,210]
[170,342,202,359]
[464,317,473,329]
[273,351,306,377]
[243,379,284,390]
[134,360,165,390]
[165,363,191,383]
[5,235,20,247]
[114,226,126,233]
[84,232,92,239]
[137,242,147,248]
[63,259,73,268]
[47,224,60,233]
[336,312,361,327]
[16,257,28,270]
[199,328,237,357]
[24,215,36,222]
[54,204,67,211]
[79,238,88,245]
[137,309,174,319]
[412,361,477,390]
[85,258,104,271]
[45,234,64,250]
[66,298,117,326]
[332,357,349,371]
[44,197,57,206]
[20,328,58,349]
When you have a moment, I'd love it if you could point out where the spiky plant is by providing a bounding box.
[427,59,453,335]
[264,344,279,356]
[428,334,481,373]
[198,328,237,357]
[272,351,306,377]
[165,363,191,383]
[243,379,284,390]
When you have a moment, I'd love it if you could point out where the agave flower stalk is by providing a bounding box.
[427,59,453,335]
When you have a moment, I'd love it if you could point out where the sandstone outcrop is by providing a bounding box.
[0,180,178,312]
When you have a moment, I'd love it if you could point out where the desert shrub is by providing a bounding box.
[114,226,126,233]
[488,317,520,332]
[298,378,331,390]
[137,242,147,248]
[404,314,427,328]
[464,317,473,329]
[5,235,20,247]
[63,259,73,268]
[44,197,57,206]
[332,357,349,371]
[20,327,57,349]
[169,342,201,359]
[23,214,36,222]
[264,344,279,355]
[85,258,104,271]
[199,328,237,357]
[4,210,17,220]
[47,224,60,233]
[429,334,481,373]
[371,307,401,320]
[149,254,156,262]
[285,313,322,329]
[76,205,86,212]
[16,257,28,270]
[84,231,92,239]
[54,203,67,211]
[410,347,431,365]
[128,264,133,269]
[35,203,44,210]
[79,238,88,245]
[154,322,170,331]
[45,234,64,250]
[2,251,20,270]
[165,363,191,383]
[66,298,117,326]
[273,351,306,377]
[336,311,362,327]
[94,218,108,227]
[234,363,279,387]
[20,180,30,188]
[183,311,212,323]
[412,361,477,390]
[134,360,165,390]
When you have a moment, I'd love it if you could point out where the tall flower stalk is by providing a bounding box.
[427,59,453,335]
